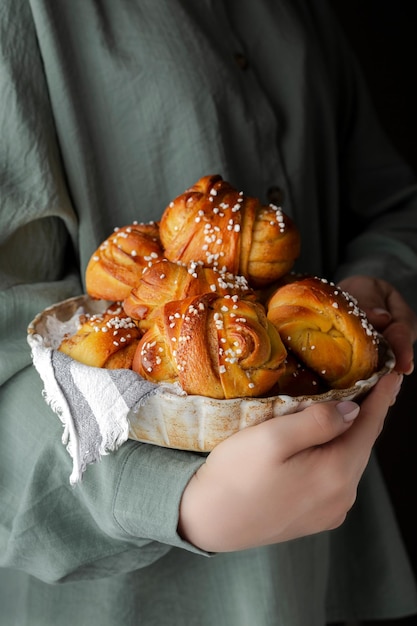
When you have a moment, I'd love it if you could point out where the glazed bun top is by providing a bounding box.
[159,174,301,288]
[85,222,163,302]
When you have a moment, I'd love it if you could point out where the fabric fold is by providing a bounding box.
[28,330,180,484]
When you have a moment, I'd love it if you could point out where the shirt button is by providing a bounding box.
[267,186,285,206]
[234,52,249,71]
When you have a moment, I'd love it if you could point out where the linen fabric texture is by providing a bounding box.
[2,1,417,625]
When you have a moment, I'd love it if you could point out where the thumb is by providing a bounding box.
[261,400,360,460]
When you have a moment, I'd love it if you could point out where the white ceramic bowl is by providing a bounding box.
[28,295,395,452]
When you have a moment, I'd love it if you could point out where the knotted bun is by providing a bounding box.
[132,292,287,399]
[85,222,163,302]
[123,259,254,326]
[267,276,380,389]
[58,304,142,369]
[159,175,300,288]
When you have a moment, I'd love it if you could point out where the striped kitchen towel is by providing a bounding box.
[28,330,178,485]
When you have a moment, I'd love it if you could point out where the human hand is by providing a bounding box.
[178,371,402,552]
[338,275,417,375]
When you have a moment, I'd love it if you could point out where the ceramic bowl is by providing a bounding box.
[28,295,395,452]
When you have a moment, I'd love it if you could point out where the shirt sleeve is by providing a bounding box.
[314,1,417,308]
[0,0,208,585]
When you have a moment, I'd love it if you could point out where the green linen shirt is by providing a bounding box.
[1,1,417,625]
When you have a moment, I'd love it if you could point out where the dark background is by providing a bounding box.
[332,1,417,170]
[331,2,417,625]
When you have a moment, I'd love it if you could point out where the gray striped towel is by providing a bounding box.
[28,332,174,485]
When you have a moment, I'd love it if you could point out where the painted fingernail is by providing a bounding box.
[337,401,360,422]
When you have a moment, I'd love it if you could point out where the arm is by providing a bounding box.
[0,0,207,584]
[178,4,417,553]
[323,0,417,307]
[179,372,402,552]
[308,2,417,372]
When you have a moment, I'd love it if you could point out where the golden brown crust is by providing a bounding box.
[159,175,300,287]
[266,276,380,389]
[132,292,287,399]
[123,258,254,325]
[85,222,163,302]
[77,179,381,397]
[58,304,142,369]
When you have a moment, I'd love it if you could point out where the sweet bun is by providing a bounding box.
[76,177,383,400]
[123,258,254,326]
[132,292,287,399]
[270,353,328,397]
[58,304,142,369]
[266,276,379,389]
[159,175,300,288]
[85,222,163,302]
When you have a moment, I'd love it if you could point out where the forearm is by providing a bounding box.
[0,361,208,583]
[0,5,210,581]
[0,218,209,581]
[321,4,417,310]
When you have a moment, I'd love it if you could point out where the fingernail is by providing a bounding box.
[405,361,414,375]
[372,307,391,318]
[337,401,360,422]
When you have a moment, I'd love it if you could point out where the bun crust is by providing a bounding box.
[63,176,383,399]
[159,175,300,287]
[123,259,254,325]
[85,222,163,302]
[267,276,379,389]
[132,292,287,399]
[58,304,142,369]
